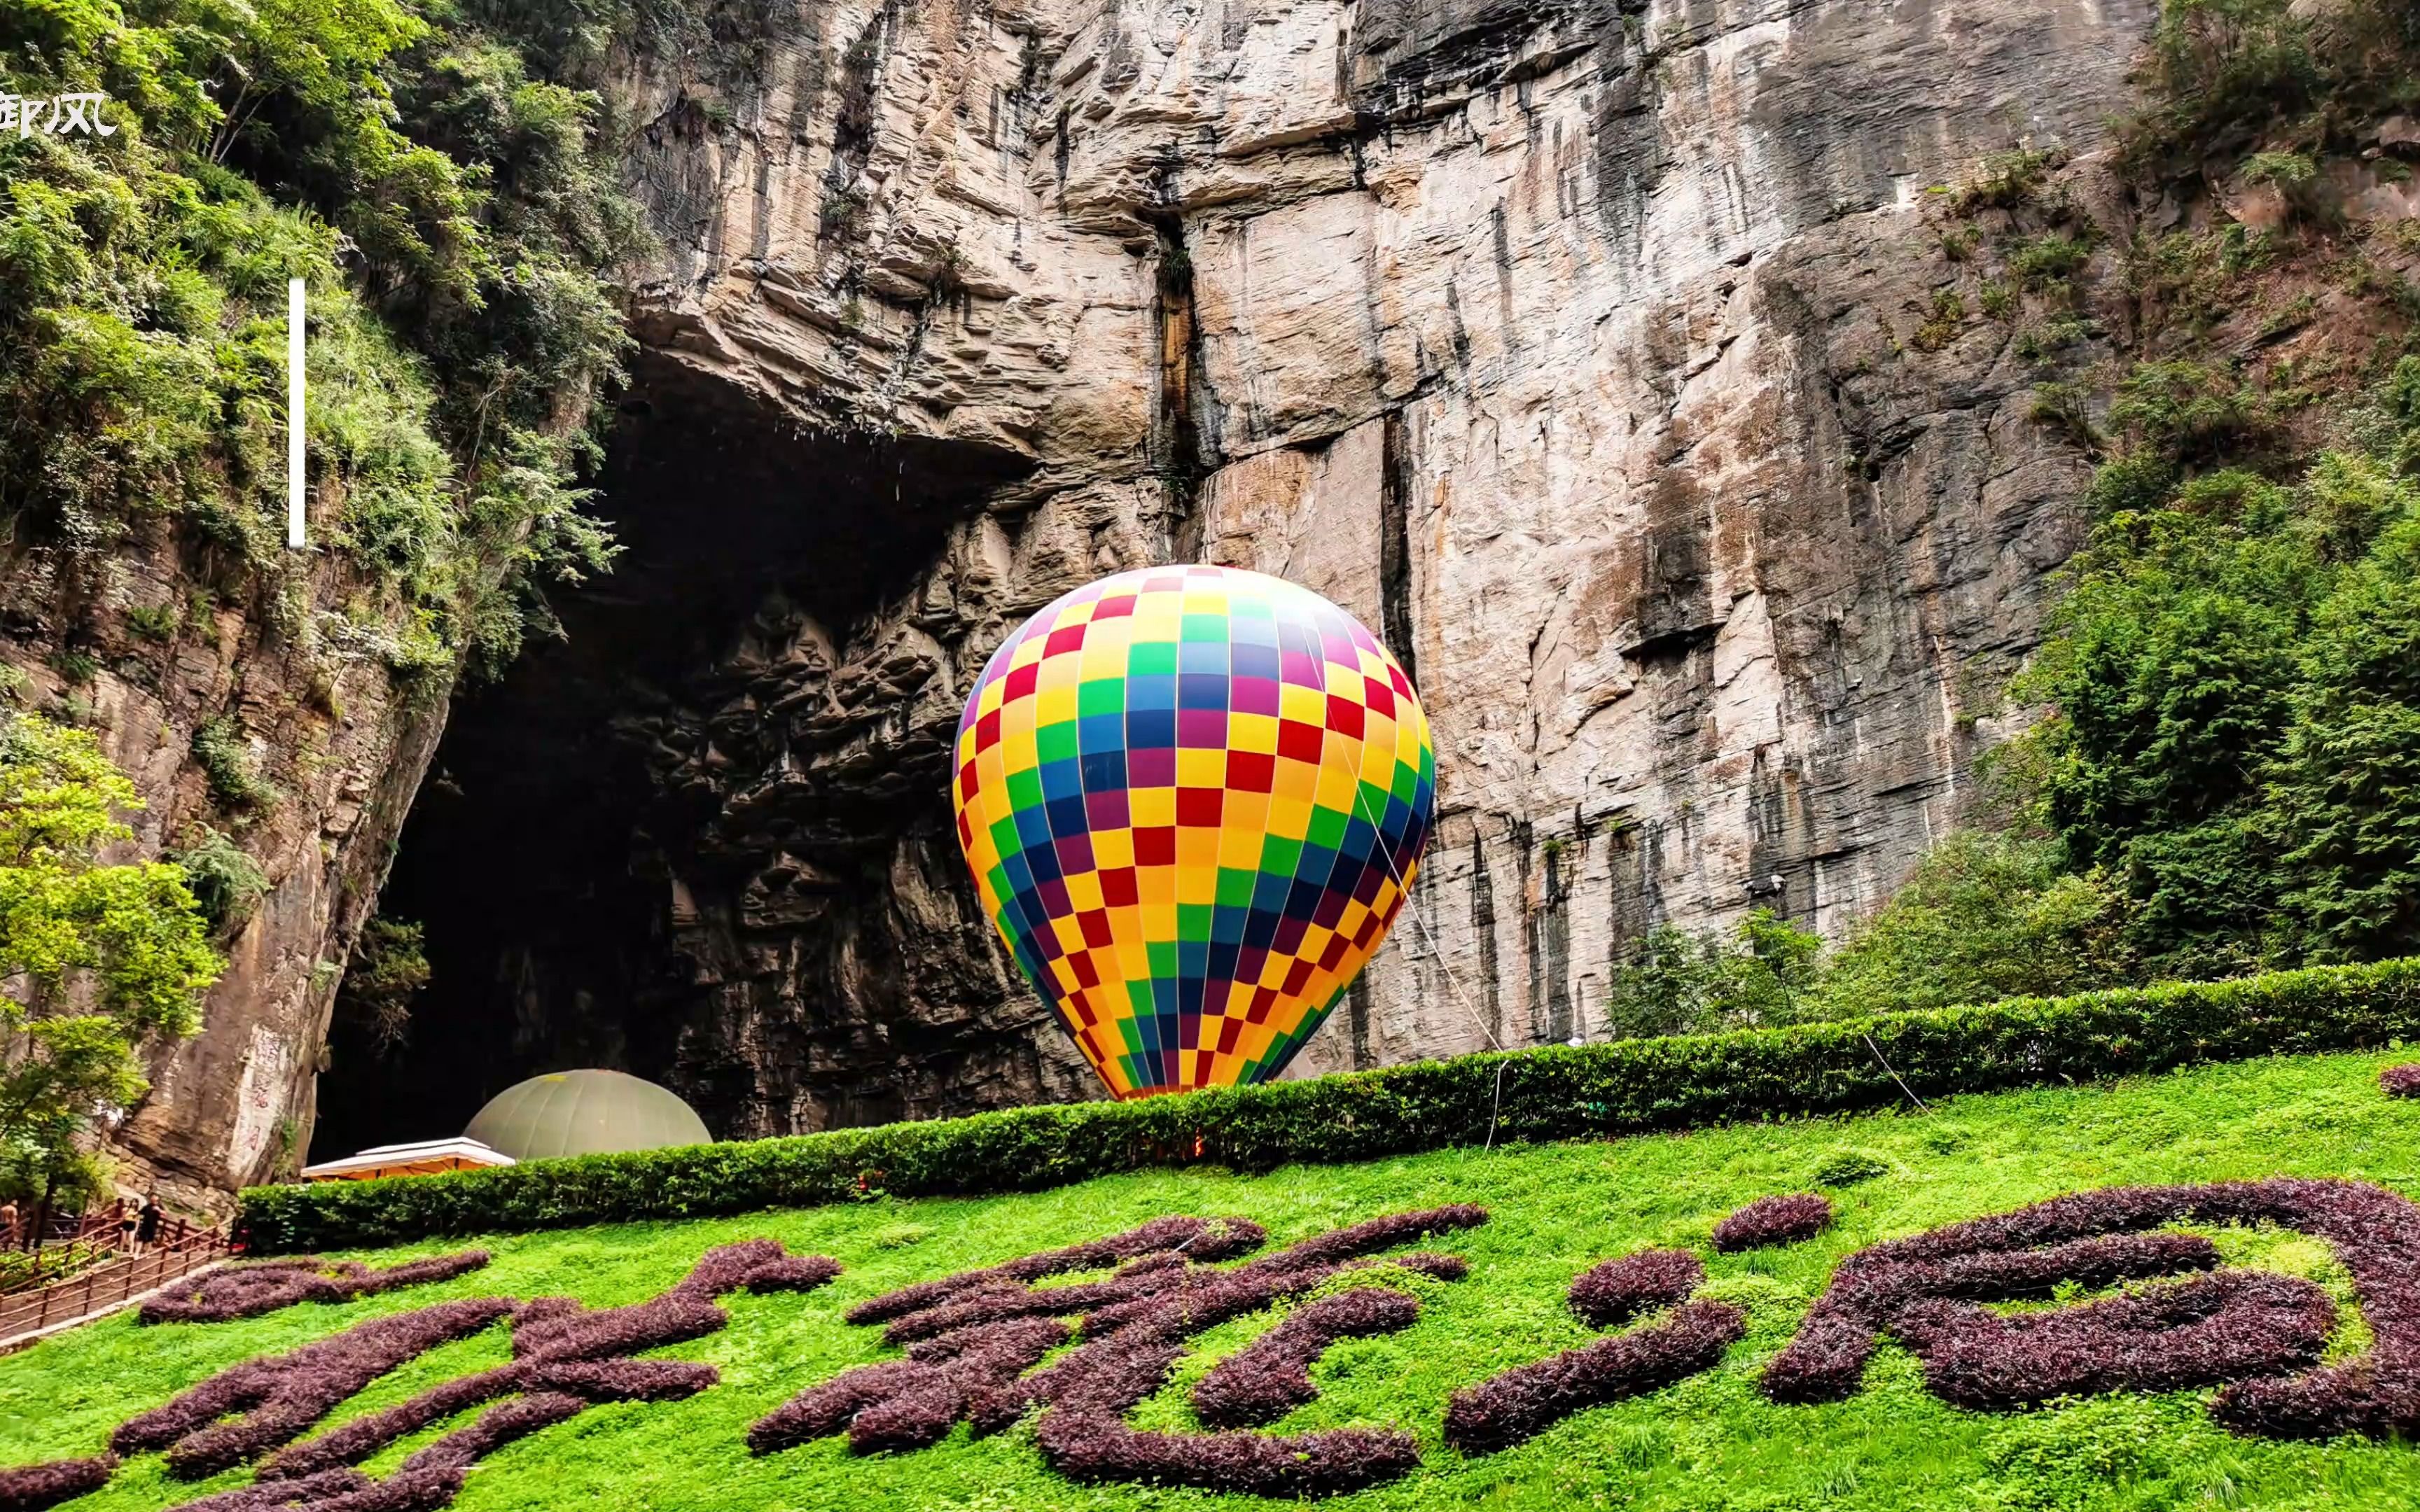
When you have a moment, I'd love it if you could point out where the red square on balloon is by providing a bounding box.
[1325,695,1364,739]
[1045,624,1087,657]
[977,709,1002,750]
[1228,751,1275,793]
[1005,662,1040,702]
[1176,788,1224,826]
[1362,676,1396,720]
[1101,866,1139,906]
[1136,827,1177,865]
[1078,910,1115,948]
[1277,719,1323,765]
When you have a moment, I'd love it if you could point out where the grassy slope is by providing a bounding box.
[10,1051,2420,1512]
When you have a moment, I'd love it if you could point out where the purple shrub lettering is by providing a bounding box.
[141,1252,493,1326]
[2381,1063,2420,1100]
[846,1216,1265,1331]
[1441,1249,1739,1455]
[1442,1300,1747,1455]
[258,1240,833,1486]
[0,1238,841,1512]
[756,1206,1486,1494]
[1566,1249,1703,1329]
[1762,1178,2420,1438]
[1034,1416,1423,1497]
[1191,1287,1421,1429]
[112,1298,517,1477]
[1898,1270,2335,1409]
[0,1455,118,1512]
[1712,1194,1834,1253]
[749,1317,1071,1454]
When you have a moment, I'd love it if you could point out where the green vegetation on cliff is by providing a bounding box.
[0,0,639,682]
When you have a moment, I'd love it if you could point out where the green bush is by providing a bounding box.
[237,957,2420,1253]
[190,717,281,811]
[167,825,270,937]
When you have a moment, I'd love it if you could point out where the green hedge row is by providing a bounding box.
[239,959,2420,1252]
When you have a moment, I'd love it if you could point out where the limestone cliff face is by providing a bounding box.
[518,0,2156,1133]
[2,528,445,1212]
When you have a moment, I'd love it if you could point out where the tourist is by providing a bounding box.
[0,1199,16,1252]
[134,1194,162,1256]
[115,1199,138,1256]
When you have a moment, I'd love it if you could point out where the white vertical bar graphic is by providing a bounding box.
[286,276,306,548]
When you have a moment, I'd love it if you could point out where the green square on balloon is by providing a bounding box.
[1007,769,1045,810]
[1079,679,1123,716]
[1260,835,1302,877]
[1037,721,1078,763]
[1216,867,1255,908]
[1129,641,1178,675]
[1177,902,1213,943]
[1147,941,1177,976]
[1181,613,1225,642]
[1306,805,1348,849]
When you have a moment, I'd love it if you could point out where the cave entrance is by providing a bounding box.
[308,356,1028,1163]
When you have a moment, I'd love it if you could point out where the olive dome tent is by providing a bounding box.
[464,1070,711,1162]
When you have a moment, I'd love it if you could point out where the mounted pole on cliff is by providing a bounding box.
[286,276,305,550]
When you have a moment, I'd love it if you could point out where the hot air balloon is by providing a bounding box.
[952,564,1435,1098]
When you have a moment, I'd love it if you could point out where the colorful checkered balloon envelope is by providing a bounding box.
[952,564,1436,1098]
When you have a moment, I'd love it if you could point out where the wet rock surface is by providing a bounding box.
[321,0,2160,1145]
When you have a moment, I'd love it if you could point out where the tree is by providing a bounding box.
[1811,832,2141,1016]
[0,710,218,1224]
[335,916,431,1052]
[1604,909,1823,1041]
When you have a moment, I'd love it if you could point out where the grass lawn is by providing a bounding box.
[9,1050,2420,1511]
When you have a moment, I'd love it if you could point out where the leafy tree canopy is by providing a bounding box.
[0,710,217,1205]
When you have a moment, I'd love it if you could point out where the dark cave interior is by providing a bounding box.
[309,357,1024,1162]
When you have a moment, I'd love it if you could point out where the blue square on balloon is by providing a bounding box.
[1126,673,1176,711]
[1045,795,1088,837]
[1080,750,1126,792]
[1022,840,1063,886]
[1178,640,1228,673]
[1178,673,1228,710]
[1080,713,1126,754]
[1038,758,1083,803]
[1013,806,1053,849]
[1232,643,1279,680]
[1127,709,1176,749]
[1206,940,1241,981]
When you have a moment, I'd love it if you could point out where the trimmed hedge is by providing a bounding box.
[239,960,2420,1253]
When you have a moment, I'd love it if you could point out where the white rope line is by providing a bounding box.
[1859,1030,1931,1114]
[1343,708,1512,1152]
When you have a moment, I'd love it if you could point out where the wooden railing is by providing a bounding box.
[0,1225,230,1347]
[0,1214,211,1296]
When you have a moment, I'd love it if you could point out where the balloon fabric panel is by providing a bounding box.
[952,565,1437,1098]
